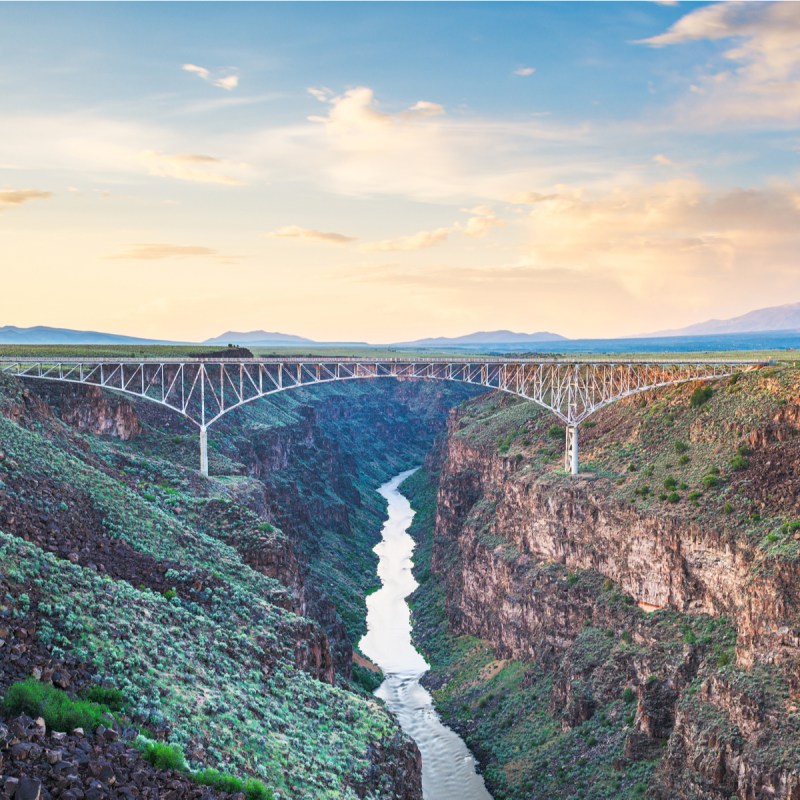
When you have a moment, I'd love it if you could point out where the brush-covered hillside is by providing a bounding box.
[0,373,475,800]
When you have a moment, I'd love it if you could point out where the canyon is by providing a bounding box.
[2,364,800,799]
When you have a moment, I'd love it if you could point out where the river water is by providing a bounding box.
[359,470,494,800]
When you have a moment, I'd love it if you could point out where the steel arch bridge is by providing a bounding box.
[0,357,762,475]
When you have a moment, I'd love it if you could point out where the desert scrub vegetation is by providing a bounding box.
[0,530,403,799]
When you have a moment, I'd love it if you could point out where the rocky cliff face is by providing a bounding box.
[422,370,800,799]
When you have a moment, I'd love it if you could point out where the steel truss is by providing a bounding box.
[0,357,761,476]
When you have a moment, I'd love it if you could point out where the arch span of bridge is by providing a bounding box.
[0,357,761,476]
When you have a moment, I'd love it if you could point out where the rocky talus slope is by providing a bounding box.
[409,366,800,800]
[0,375,472,799]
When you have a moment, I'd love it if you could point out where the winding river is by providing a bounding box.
[359,469,494,800]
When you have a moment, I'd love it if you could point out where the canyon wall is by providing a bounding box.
[418,370,800,799]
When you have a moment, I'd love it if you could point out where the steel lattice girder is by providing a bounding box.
[0,357,761,429]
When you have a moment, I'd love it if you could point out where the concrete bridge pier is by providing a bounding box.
[565,424,579,475]
[200,426,209,477]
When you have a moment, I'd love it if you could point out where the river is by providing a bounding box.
[358,469,494,800]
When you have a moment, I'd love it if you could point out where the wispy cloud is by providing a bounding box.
[0,189,52,209]
[139,151,244,185]
[182,63,240,91]
[265,225,355,244]
[108,243,223,260]
[637,2,800,125]
[360,207,505,252]
[361,227,453,252]
[513,66,536,77]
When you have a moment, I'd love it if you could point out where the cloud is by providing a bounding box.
[301,85,574,201]
[139,151,244,185]
[513,66,536,77]
[516,178,800,316]
[360,207,505,251]
[182,63,210,81]
[458,206,506,238]
[361,227,453,252]
[308,86,334,102]
[213,75,239,91]
[653,153,674,166]
[405,101,445,117]
[265,225,355,245]
[509,191,561,205]
[182,63,239,91]
[0,189,52,209]
[637,2,800,125]
[108,244,222,261]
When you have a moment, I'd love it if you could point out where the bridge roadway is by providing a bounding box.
[0,356,764,475]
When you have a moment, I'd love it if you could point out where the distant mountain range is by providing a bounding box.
[393,330,567,347]
[204,330,315,346]
[646,302,800,338]
[3,301,799,348]
[0,325,173,345]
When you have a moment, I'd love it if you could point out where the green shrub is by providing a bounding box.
[547,424,563,440]
[162,588,177,601]
[241,779,273,800]
[722,502,733,514]
[687,490,702,504]
[3,680,111,732]
[351,663,383,694]
[702,474,720,489]
[674,440,689,454]
[716,649,733,668]
[667,492,680,503]
[622,687,635,704]
[194,770,243,794]
[621,630,633,644]
[663,476,677,490]
[193,769,272,799]
[730,455,749,471]
[780,521,800,534]
[84,686,126,712]
[257,522,275,533]
[136,738,187,771]
[678,455,690,466]
[690,386,713,407]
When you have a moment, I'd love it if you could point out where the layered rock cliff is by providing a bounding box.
[412,366,800,799]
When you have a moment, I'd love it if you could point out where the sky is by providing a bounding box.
[1,1,800,343]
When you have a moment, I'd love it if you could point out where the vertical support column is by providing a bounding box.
[199,426,209,477]
[565,424,579,475]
